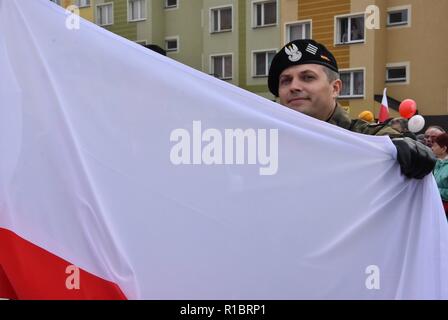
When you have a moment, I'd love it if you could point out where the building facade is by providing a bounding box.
[50,0,94,20]
[282,0,448,126]
[51,0,280,100]
[50,0,448,126]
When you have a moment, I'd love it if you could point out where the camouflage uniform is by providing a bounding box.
[327,104,402,138]
[268,38,436,179]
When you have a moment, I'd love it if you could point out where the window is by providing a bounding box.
[340,69,364,98]
[165,0,178,9]
[76,0,91,8]
[286,21,311,42]
[253,51,276,77]
[165,38,178,52]
[96,3,113,26]
[335,15,364,44]
[49,0,61,5]
[254,1,277,27]
[128,0,146,21]
[387,7,410,27]
[211,55,232,80]
[211,7,232,33]
[386,63,409,83]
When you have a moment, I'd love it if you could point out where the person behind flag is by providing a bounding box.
[424,126,446,148]
[431,133,448,217]
[389,117,417,140]
[416,134,426,145]
[268,39,436,179]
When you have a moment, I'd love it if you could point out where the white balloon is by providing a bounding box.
[408,115,425,133]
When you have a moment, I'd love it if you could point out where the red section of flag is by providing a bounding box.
[0,227,127,300]
[0,264,17,299]
[378,104,389,123]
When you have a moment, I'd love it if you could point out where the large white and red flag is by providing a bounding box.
[0,0,447,299]
[378,88,390,123]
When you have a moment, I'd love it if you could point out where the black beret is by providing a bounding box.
[268,39,339,97]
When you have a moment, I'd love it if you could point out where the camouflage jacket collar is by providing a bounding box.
[326,104,351,130]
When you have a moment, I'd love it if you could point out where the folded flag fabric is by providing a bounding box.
[0,0,447,299]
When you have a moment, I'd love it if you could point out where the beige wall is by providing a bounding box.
[349,0,448,118]
[371,0,390,116]
[348,0,395,118]
[385,0,448,115]
[280,0,299,45]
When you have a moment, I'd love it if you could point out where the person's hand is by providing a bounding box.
[392,137,436,179]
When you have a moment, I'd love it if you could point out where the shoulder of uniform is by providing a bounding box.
[367,123,385,128]
[349,118,370,128]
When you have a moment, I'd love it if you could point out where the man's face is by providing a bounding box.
[278,64,341,121]
[424,128,444,147]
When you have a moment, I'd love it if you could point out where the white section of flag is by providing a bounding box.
[1,0,447,299]
[379,88,390,123]
[381,88,389,107]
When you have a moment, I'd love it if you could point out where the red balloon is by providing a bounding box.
[399,99,417,119]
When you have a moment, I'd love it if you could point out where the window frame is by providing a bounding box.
[334,13,366,45]
[387,5,412,28]
[127,0,147,22]
[165,0,178,10]
[165,36,180,53]
[96,2,114,27]
[209,5,233,34]
[284,19,312,43]
[76,0,91,8]
[252,49,277,78]
[210,53,233,80]
[386,62,410,85]
[339,68,366,99]
[252,0,278,28]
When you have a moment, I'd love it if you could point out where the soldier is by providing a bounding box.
[268,39,435,179]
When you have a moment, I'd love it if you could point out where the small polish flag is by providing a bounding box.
[378,88,390,123]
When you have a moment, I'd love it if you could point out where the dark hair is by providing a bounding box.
[435,133,448,149]
[144,44,166,56]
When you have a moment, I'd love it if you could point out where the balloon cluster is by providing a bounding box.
[399,99,425,133]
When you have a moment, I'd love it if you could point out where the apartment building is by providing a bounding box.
[203,0,280,99]
[51,0,279,99]
[50,0,448,126]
